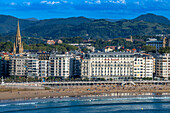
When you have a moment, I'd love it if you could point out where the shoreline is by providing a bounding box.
[0,85,170,101]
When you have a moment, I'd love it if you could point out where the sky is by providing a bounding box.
[0,0,170,20]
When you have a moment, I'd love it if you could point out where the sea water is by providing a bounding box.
[0,96,170,113]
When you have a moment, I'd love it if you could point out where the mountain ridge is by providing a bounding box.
[0,13,170,42]
[133,13,170,25]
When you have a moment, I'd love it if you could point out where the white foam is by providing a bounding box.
[15,102,38,106]
[0,104,10,107]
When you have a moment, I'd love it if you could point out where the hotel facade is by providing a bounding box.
[156,53,170,80]
[81,52,154,80]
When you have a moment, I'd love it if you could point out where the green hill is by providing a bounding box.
[0,15,92,34]
[0,13,170,42]
[133,13,170,25]
[21,19,169,39]
[0,15,35,33]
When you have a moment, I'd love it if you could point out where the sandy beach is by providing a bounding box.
[0,84,170,100]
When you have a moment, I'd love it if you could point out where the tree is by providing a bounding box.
[142,45,156,53]
[159,47,170,54]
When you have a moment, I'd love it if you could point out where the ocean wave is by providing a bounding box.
[14,102,38,106]
[1,96,170,109]
[1,101,170,113]
[0,104,10,107]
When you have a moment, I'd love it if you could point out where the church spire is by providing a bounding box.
[13,19,24,54]
[13,43,16,54]
[16,20,21,37]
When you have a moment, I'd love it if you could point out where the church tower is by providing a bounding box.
[13,20,24,54]
[163,37,167,48]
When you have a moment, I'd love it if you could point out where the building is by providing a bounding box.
[103,46,116,52]
[125,36,133,42]
[56,40,63,44]
[81,52,155,80]
[13,20,24,54]
[38,52,50,77]
[48,53,73,78]
[146,40,163,50]
[86,46,95,52]
[146,37,170,50]
[72,56,81,77]
[81,52,134,80]
[133,53,154,78]
[26,54,39,77]
[8,52,77,78]
[39,60,48,77]
[47,40,56,45]
[9,55,27,76]
[0,53,11,77]
[9,54,40,77]
[156,53,170,80]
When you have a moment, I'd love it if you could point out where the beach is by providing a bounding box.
[0,84,170,100]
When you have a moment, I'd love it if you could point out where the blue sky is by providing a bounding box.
[0,0,170,19]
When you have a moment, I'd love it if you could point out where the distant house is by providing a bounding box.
[125,36,133,42]
[103,46,116,52]
[106,39,112,42]
[132,49,137,53]
[55,39,63,44]
[47,40,55,45]
[125,49,131,52]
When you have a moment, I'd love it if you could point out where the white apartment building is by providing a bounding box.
[26,54,39,77]
[9,55,27,76]
[38,53,50,77]
[9,53,75,78]
[81,52,134,80]
[156,53,170,80]
[39,60,48,77]
[48,53,73,78]
[134,53,154,78]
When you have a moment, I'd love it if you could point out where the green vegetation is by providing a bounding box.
[0,14,170,41]
[60,37,146,50]
[62,37,83,43]
[133,13,170,25]
[24,43,78,52]
[93,38,145,50]
[81,48,91,53]
[0,15,92,34]
[142,45,156,53]
[21,19,169,39]
[158,47,170,54]
[0,42,78,52]
[0,42,13,52]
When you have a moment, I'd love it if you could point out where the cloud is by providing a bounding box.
[10,2,17,6]
[23,2,31,6]
[40,1,60,5]
[85,1,95,4]
[108,0,126,4]
[61,1,68,3]
[96,0,101,4]
[1,0,169,20]
[84,0,126,4]
[134,1,140,5]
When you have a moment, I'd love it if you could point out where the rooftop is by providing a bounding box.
[89,52,134,55]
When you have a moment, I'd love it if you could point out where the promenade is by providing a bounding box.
[2,80,170,87]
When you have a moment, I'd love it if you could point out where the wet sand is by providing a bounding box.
[0,85,170,100]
